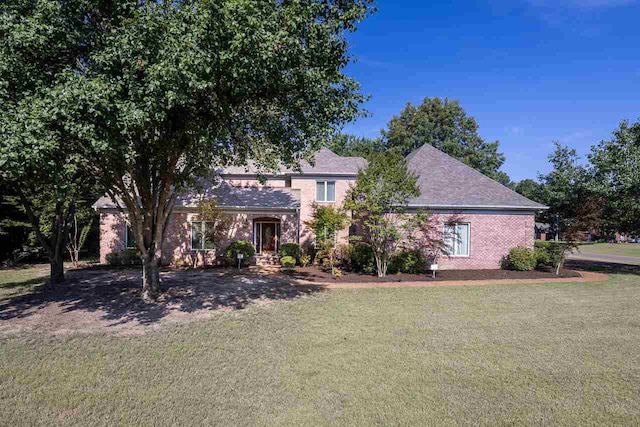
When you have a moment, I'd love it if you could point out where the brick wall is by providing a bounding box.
[290,177,355,249]
[99,210,298,267]
[429,211,535,270]
[99,212,126,263]
[99,203,535,270]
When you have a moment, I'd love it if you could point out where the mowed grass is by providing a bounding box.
[579,243,640,258]
[0,264,49,299]
[2,273,640,426]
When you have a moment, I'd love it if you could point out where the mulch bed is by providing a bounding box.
[284,266,581,283]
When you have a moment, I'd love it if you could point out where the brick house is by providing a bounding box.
[94,144,546,269]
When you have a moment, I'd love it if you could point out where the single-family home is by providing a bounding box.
[94,144,546,269]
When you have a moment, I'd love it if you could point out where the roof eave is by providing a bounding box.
[406,204,549,211]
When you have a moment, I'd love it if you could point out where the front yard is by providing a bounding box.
[1,265,640,425]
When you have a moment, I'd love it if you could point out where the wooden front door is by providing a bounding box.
[255,221,281,254]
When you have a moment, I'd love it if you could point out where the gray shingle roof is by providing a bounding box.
[221,147,366,176]
[406,144,547,210]
[93,181,300,210]
[179,182,300,209]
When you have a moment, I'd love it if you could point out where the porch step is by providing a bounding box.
[255,254,280,266]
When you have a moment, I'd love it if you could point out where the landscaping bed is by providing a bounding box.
[284,265,581,283]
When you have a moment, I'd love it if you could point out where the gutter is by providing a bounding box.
[406,204,549,211]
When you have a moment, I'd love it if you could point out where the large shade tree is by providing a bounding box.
[382,97,510,184]
[24,0,372,299]
[538,142,601,240]
[325,133,384,159]
[589,119,640,237]
[0,0,101,285]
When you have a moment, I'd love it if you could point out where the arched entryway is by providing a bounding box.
[253,218,281,254]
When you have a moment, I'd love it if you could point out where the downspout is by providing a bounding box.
[296,208,301,245]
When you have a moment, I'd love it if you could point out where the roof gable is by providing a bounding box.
[405,144,546,210]
[221,147,366,176]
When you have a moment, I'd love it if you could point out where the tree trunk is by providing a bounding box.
[142,254,161,301]
[49,252,65,287]
[375,256,387,277]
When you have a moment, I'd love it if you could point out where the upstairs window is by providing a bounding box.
[316,181,336,202]
[191,221,216,250]
[444,223,470,257]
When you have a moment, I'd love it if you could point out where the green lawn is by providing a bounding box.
[0,264,49,299]
[579,243,640,258]
[1,269,640,425]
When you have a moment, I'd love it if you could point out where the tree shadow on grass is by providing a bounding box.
[565,259,640,276]
[0,276,48,290]
[0,267,325,331]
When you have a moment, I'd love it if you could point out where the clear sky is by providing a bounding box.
[342,0,640,182]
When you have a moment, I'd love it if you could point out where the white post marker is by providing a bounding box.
[430,263,438,279]
[237,253,244,269]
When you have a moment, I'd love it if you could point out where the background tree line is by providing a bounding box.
[513,120,640,241]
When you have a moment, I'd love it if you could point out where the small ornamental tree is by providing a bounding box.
[66,206,95,268]
[406,211,463,277]
[345,152,420,277]
[194,198,230,266]
[304,203,349,276]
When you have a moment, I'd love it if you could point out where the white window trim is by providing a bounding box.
[316,180,336,202]
[444,222,471,258]
[124,225,136,249]
[190,221,216,251]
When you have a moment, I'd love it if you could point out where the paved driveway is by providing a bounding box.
[568,252,640,265]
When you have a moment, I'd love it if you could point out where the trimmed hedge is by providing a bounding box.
[504,246,536,271]
[389,249,427,274]
[334,244,352,266]
[351,243,375,274]
[280,256,296,269]
[278,243,301,261]
[224,240,255,267]
[534,240,565,268]
[105,249,141,266]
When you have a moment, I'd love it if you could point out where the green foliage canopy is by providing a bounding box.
[589,119,640,236]
[2,0,372,296]
[0,0,102,282]
[382,97,508,182]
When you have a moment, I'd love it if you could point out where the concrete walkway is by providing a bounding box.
[305,271,608,289]
[568,253,640,265]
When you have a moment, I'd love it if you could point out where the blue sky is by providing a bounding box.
[342,0,640,181]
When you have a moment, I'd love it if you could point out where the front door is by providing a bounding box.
[262,223,276,253]
[255,221,281,254]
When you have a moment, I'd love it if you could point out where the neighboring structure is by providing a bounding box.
[94,145,546,269]
[535,223,550,241]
